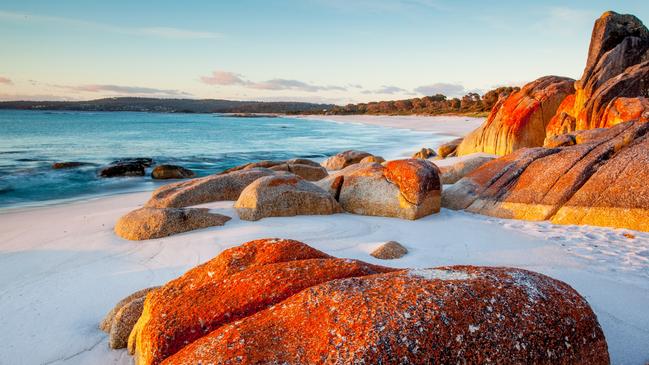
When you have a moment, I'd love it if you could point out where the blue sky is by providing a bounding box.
[1,0,648,103]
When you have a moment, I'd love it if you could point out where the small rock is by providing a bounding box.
[623,233,635,239]
[151,165,196,179]
[321,150,372,170]
[412,147,437,159]
[370,241,408,259]
[51,161,92,169]
[360,155,385,164]
[438,138,463,158]
[99,163,145,177]
[110,158,154,167]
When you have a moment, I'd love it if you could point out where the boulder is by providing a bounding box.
[370,240,408,259]
[437,137,463,157]
[457,76,575,156]
[317,159,441,220]
[411,147,436,159]
[162,264,608,365]
[145,168,275,208]
[444,121,649,231]
[546,11,649,136]
[321,150,372,170]
[110,157,153,167]
[437,154,496,185]
[114,207,231,240]
[100,287,159,349]
[234,174,342,221]
[222,158,327,181]
[99,162,145,177]
[51,161,92,169]
[151,165,195,179]
[127,238,393,365]
[360,155,385,164]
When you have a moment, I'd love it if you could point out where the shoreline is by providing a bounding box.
[0,115,648,364]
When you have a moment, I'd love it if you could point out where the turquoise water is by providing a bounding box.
[0,110,443,208]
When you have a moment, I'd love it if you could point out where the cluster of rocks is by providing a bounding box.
[52,157,198,180]
[114,153,478,240]
[104,238,608,364]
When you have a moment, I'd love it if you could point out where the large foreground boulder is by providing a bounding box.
[234,174,342,221]
[444,121,649,231]
[546,11,649,136]
[222,158,327,181]
[128,238,394,365]
[123,242,606,364]
[457,76,575,156]
[145,168,275,208]
[321,150,372,170]
[115,207,231,240]
[317,159,441,220]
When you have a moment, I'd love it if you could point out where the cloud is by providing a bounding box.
[200,70,347,92]
[0,76,12,85]
[414,83,467,97]
[200,71,247,85]
[57,84,192,97]
[0,10,222,40]
[362,85,408,94]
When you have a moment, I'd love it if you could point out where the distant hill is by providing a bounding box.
[0,97,333,114]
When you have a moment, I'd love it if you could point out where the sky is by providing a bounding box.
[1,0,648,104]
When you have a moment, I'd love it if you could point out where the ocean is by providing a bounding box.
[0,110,445,209]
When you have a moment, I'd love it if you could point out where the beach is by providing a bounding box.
[1,115,648,365]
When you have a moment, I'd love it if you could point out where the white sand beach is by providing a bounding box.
[1,116,648,365]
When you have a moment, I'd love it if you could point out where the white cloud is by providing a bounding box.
[55,83,192,97]
[200,70,347,93]
[0,10,222,40]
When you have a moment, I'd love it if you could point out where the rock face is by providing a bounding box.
[100,287,158,349]
[444,121,649,231]
[546,11,649,136]
[437,137,463,157]
[234,174,342,221]
[156,261,607,365]
[601,97,649,126]
[151,165,195,179]
[370,240,408,259]
[128,239,394,365]
[145,168,275,208]
[457,76,575,156]
[437,154,496,185]
[411,147,436,159]
[316,159,441,220]
[321,150,372,170]
[222,158,327,181]
[114,207,231,240]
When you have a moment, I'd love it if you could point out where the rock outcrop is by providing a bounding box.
[118,240,606,365]
[145,168,275,208]
[360,155,385,164]
[100,287,158,349]
[151,165,195,179]
[128,239,394,365]
[234,174,342,221]
[457,76,575,156]
[370,240,408,259]
[444,121,649,231]
[222,158,327,181]
[546,11,649,136]
[321,150,372,170]
[316,159,441,220]
[114,207,231,240]
[51,161,92,169]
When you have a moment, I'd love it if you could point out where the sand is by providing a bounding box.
[0,115,648,365]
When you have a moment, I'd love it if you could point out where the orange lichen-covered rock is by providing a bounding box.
[316,159,441,220]
[601,97,649,126]
[164,266,608,365]
[457,76,575,156]
[129,238,393,365]
[546,11,649,136]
